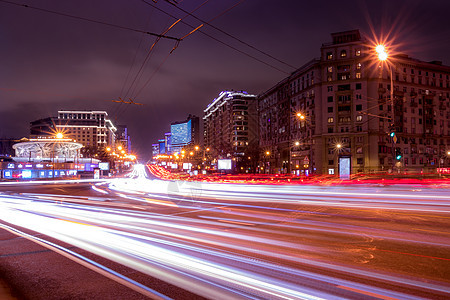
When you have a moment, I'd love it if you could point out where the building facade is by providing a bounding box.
[259,30,450,175]
[170,114,200,153]
[31,110,118,157]
[204,91,259,171]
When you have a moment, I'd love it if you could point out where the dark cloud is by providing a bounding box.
[1,0,449,159]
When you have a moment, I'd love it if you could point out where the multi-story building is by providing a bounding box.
[259,29,450,175]
[170,114,200,153]
[204,91,258,171]
[116,125,131,153]
[30,110,118,157]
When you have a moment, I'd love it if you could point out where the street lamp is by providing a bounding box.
[376,44,396,172]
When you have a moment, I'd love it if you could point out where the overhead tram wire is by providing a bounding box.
[140,0,292,75]
[0,0,180,41]
[123,1,211,104]
[159,0,298,71]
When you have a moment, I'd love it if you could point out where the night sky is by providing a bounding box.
[1,0,450,160]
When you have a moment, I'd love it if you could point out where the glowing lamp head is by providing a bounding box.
[117,145,123,151]
[55,132,64,139]
[375,44,385,54]
[376,44,388,61]
[266,151,270,156]
[106,147,111,152]
[336,144,342,149]
[194,146,199,150]
[295,141,300,146]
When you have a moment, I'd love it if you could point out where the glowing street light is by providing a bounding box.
[375,44,388,61]
[266,151,270,156]
[296,112,305,120]
[117,145,123,151]
[55,132,64,139]
[336,144,342,149]
[195,145,199,151]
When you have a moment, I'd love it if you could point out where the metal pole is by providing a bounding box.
[390,66,395,173]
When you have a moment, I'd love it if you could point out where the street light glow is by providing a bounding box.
[55,132,64,139]
[376,44,388,61]
[375,44,385,54]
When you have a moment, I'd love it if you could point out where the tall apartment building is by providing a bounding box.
[170,114,200,153]
[259,30,450,175]
[204,91,258,161]
[30,110,118,156]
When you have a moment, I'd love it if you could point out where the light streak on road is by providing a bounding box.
[0,169,449,299]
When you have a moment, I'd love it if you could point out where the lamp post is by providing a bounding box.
[265,151,270,174]
[294,112,312,175]
[376,44,396,173]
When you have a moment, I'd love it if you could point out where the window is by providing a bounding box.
[356,115,362,122]
[328,117,334,123]
[356,83,361,90]
[327,66,333,73]
[328,96,333,102]
[328,127,334,133]
[356,104,362,111]
[356,63,361,69]
[356,147,363,154]
[328,160,334,165]
[328,107,333,113]
[355,49,361,56]
[327,52,333,60]
[357,158,363,164]
[327,86,333,92]
[340,50,347,58]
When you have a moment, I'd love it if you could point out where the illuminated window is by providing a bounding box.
[327,52,333,60]
[355,49,361,56]
[356,115,363,122]
[340,50,347,58]
[327,76,332,82]
[328,117,334,123]
[356,63,361,69]
[356,73,361,79]
[327,66,333,73]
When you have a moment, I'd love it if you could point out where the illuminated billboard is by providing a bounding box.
[99,162,109,170]
[218,159,232,170]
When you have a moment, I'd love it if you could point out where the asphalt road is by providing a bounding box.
[0,173,449,299]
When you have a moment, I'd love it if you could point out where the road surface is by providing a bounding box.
[1,168,449,299]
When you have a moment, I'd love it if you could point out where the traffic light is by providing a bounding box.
[395,148,402,160]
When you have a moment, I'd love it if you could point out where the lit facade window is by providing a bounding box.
[327,66,333,73]
[327,117,334,123]
[355,49,361,56]
[356,63,361,69]
[340,50,347,58]
[327,52,333,60]
[356,72,361,79]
